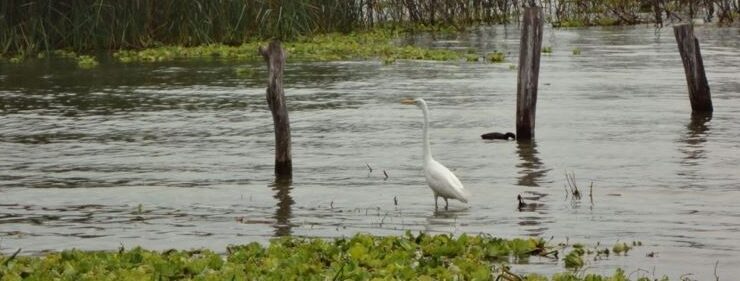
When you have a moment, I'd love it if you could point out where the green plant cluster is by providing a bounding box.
[486,51,505,63]
[0,233,669,281]
[112,29,471,64]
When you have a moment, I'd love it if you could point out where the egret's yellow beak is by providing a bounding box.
[400,98,415,105]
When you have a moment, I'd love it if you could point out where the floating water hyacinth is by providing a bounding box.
[0,232,667,280]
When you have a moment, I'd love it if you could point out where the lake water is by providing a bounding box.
[1,25,739,279]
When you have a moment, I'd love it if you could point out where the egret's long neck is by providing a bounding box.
[420,103,432,163]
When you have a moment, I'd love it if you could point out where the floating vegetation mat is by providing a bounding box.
[112,29,475,64]
[0,232,665,280]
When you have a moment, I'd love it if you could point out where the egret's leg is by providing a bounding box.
[444,198,449,210]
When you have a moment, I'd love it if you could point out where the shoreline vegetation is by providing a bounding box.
[0,232,667,281]
[2,0,739,65]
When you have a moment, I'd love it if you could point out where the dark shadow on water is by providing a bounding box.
[431,207,470,219]
[515,139,551,237]
[516,140,548,187]
[681,113,712,161]
[677,113,712,189]
[271,179,294,237]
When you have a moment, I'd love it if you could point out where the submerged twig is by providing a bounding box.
[565,171,581,200]
[383,170,389,180]
[714,260,720,281]
[493,264,523,281]
[365,163,373,173]
[589,181,594,205]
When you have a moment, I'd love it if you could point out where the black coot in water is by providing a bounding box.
[481,132,516,140]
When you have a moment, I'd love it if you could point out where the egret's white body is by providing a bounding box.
[414,98,470,210]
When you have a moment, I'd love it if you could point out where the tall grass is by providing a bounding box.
[2,0,737,57]
[1,0,525,56]
[0,0,368,55]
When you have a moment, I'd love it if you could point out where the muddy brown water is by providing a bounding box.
[1,25,739,279]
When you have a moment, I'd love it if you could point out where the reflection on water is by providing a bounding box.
[677,113,712,189]
[514,140,550,237]
[424,208,469,233]
[516,140,548,187]
[681,113,712,161]
[271,180,294,237]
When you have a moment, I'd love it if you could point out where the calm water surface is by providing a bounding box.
[1,25,739,279]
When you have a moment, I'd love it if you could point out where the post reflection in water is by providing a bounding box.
[677,113,712,188]
[515,140,548,188]
[515,140,550,236]
[271,180,294,237]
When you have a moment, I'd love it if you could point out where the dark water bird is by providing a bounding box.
[481,132,516,140]
[403,98,470,210]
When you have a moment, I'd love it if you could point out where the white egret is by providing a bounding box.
[408,98,470,210]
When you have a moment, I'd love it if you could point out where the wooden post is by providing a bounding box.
[516,7,543,141]
[673,24,713,113]
[259,41,292,179]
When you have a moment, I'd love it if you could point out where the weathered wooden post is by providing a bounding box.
[516,7,544,141]
[673,24,713,113]
[259,41,292,180]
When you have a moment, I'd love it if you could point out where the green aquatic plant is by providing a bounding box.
[52,49,78,59]
[486,51,505,63]
[572,47,582,55]
[612,242,633,255]
[564,247,585,270]
[0,233,668,280]
[464,53,480,62]
[542,46,553,54]
[76,55,99,69]
[8,55,24,64]
[113,29,468,64]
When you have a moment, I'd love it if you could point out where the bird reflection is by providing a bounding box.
[424,208,469,233]
[271,179,294,237]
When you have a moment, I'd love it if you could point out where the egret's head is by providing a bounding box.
[413,98,425,108]
[400,97,416,105]
[400,97,427,109]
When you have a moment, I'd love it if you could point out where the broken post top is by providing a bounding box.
[260,40,287,111]
[259,40,286,71]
